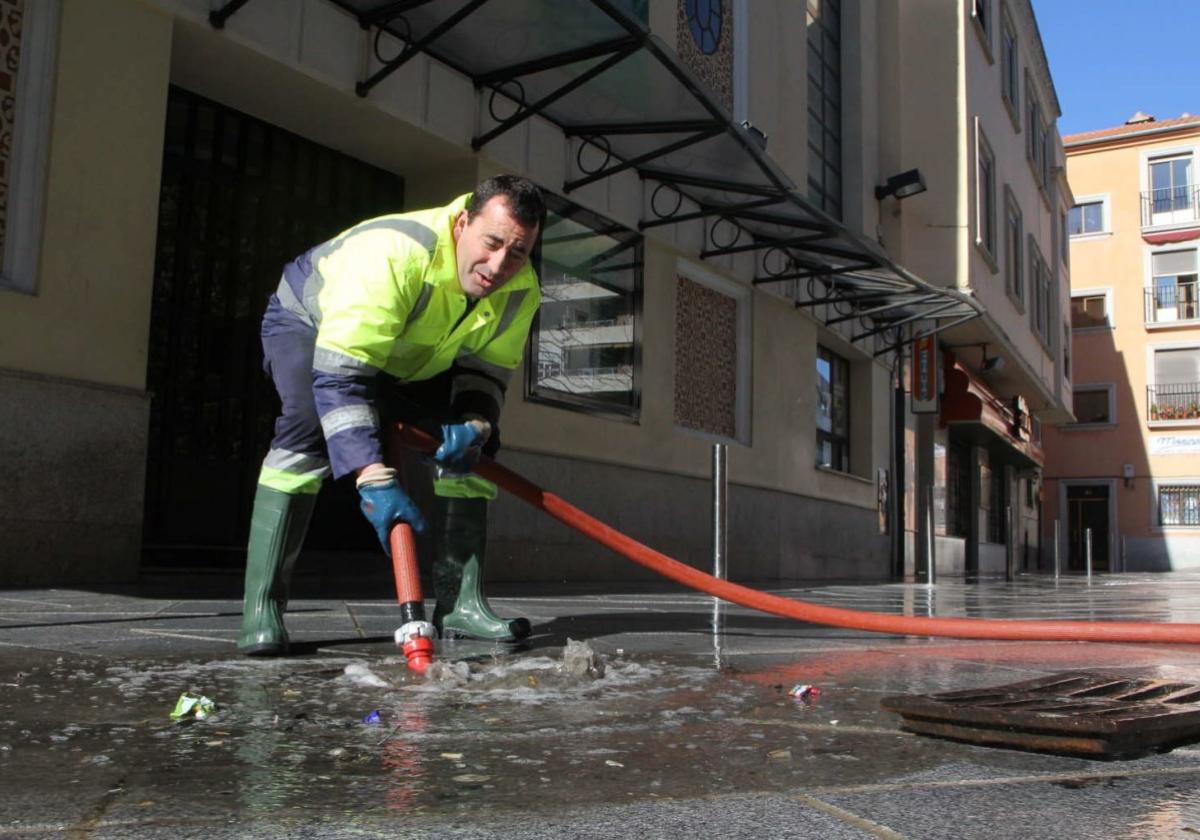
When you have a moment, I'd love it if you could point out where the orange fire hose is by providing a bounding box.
[395,424,1200,644]
[389,523,434,674]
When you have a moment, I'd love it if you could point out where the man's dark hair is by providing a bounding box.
[466,175,545,231]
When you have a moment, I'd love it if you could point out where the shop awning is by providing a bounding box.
[942,354,1043,468]
[212,0,983,359]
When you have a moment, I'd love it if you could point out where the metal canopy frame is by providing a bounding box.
[209,0,982,356]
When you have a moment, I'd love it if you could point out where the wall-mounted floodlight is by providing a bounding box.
[874,168,927,201]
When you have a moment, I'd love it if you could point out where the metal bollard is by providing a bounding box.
[1054,519,1061,581]
[925,485,936,587]
[711,444,727,667]
[712,444,727,582]
[1085,528,1093,582]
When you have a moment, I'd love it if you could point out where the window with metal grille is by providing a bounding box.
[987,462,1006,544]
[806,0,842,220]
[1159,485,1200,526]
[946,438,971,538]
[816,344,849,471]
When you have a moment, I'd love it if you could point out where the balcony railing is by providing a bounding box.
[1142,185,1200,227]
[1148,382,1200,421]
[1145,279,1200,324]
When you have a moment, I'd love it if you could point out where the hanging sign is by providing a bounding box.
[911,336,940,414]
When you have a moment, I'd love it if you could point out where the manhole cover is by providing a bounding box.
[881,672,1200,760]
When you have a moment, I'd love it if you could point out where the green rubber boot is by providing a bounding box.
[432,496,531,641]
[237,485,317,656]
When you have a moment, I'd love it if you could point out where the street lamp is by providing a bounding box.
[874,168,927,201]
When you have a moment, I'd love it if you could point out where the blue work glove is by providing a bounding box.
[356,468,426,553]
[434,419,491,477]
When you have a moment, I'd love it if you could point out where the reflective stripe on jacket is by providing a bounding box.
[261,193,540,479]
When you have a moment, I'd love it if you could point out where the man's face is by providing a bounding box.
[452,196,538,299]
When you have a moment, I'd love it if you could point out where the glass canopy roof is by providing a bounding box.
[213,0,983,358]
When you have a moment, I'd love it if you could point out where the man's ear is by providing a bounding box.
[452,210,468,242]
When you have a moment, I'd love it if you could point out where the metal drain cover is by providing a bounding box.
[881,672,1200,760]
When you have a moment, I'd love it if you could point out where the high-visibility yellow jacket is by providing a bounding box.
[263,193,540,480]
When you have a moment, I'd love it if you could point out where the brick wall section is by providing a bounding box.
[674,275,737,437]
[0,0,22,259]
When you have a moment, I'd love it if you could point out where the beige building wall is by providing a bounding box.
[0,0,171,583]
[1046,122,1200,569]
[0,0,169,387]
[3,0,897,584]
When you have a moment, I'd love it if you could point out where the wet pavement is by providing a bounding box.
[4,574,1200,837]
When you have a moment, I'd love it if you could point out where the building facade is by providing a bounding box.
[1,0,1064,587]
[1045,112,1200,572]
[876,0,1072,577]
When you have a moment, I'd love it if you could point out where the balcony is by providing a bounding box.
[1148,382,1200,423]
[1145,280,1200,325]
[1142,185,1200,229]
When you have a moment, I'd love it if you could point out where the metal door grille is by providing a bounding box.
[144,86,404,567]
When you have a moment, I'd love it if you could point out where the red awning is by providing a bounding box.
[940,353,1044,467]
[1143,229,1200,245]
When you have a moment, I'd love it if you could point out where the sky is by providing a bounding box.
[1033,0,1200,137]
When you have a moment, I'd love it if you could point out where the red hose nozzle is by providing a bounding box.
[402,634,434,674]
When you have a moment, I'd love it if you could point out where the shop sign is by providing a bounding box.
[911,336,939,414]
[1150,435,1200,454]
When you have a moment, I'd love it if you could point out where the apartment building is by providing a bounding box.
[3,0,1067,587]
[874,0,1073,576]
[1044,112,1200,572]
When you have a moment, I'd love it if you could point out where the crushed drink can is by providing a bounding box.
[789,684,821,701]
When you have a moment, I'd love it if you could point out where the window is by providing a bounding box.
[1060,209,1070,265]
[1000,11,1019,117]
[527,195,642,418]
[0,0,59,294]
[946,437,971,538]
[971,0,992,54]
[1025,80,1047,192]
[1041,125,1054,189]
[1148,155,1194,218]
[1159,485,1200,527]
[806,0,842,219]
[1063,321,1071,380]
[1150,346,1200,421]
[1070,291,1110,329]
[1004,189,1023,304]
[976,125,996,260]
[1028,239,1052,343]
[1150,249,1199,323]
[1072,385,1113,425]
[816,345,849,472]
[1068,200,1105,236]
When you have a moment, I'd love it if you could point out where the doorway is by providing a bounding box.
[1066,484,1110,572]
[143,86,405,569]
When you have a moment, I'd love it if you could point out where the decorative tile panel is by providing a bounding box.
[674,275,737,437]
[0,0,22,260]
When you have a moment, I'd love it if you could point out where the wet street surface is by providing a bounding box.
[4,575,1200,837]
